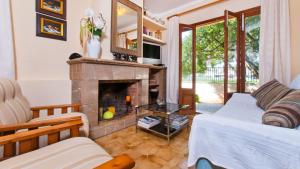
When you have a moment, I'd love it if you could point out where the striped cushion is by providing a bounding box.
[263,91,300,128]
[251,79,293,110]
[0,137,112,169]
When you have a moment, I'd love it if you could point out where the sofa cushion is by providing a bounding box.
[0,137,112,169]
[0,79,32,124]
[263,91,300,128]
[251,79,293,110]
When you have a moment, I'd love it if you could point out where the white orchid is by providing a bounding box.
[93,13,106,30]
[80,9,106,47]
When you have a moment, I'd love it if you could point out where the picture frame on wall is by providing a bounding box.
[36,0,66,20]
[36,14,67,41]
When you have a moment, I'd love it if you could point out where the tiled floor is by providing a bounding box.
[95,125,192,169]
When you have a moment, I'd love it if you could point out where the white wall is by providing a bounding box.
[11,0,93,106]
[290,0,300,79]
[11,0,142,106]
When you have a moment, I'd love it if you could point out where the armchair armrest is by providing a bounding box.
[0,116,81,133]
[0,119,83,161]
[31,104,80,118]
[94,154,135,169]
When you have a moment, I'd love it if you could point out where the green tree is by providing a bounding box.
[181,16,260,79]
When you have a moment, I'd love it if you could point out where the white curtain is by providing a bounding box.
[0,0,15,79]
[259,0,291,85]
[163,16,179,103]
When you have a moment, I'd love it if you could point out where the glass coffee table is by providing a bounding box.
[135,103,189,143]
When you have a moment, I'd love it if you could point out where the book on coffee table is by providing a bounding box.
[138,116,161,129]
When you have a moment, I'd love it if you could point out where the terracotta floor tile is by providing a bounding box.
[95,125,192,169]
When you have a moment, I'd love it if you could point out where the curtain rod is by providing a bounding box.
[167,0,226,20]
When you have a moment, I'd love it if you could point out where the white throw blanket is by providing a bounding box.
[188,94,300,169]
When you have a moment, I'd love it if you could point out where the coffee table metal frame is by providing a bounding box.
[135,103,189,144]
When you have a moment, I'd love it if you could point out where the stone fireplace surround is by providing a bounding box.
[68,58,164,138]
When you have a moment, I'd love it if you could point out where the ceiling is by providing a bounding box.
[144,0,195,14]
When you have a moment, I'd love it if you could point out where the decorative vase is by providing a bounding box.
[87,36,101,59]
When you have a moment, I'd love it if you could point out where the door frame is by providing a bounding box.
[179,24,196,113]
[224,10,241,102]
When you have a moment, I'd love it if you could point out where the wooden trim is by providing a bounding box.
[0,116,81,133]
[236,6,261,17]
[111,0,142,57]
[224,10,229,103]
[31,103,80,118]
[119,29,137,35]
[94,154,135,169]
[192,25,196,112]
[191,6,260,27]
[48,132,60,145]
[191,16,224,27]
[167,0,226,20]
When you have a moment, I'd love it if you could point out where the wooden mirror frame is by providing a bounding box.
[111,0,142,57]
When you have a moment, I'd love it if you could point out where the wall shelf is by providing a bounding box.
[143,34,166,45]
[143,16,166,31]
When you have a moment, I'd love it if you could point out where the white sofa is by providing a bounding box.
[188,92,300,169]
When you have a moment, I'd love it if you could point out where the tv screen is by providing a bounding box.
[143,43,160,59]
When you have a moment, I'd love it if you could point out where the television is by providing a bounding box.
[143,42,162,64]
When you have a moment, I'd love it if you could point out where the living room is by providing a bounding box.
[0,0,300,169]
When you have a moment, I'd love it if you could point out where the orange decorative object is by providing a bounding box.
[108,106,116,114]
[126,96,131,103]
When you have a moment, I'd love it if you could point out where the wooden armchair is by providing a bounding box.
[0,117,83,160]
[0,79,89,137]
[0,118,135,169]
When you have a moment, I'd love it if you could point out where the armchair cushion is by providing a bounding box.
[0,79,32,125]
[0,137,112,169]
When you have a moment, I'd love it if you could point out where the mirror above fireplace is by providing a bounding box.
[111,0,142,58]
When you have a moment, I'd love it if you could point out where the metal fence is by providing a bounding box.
[183,67,259,83]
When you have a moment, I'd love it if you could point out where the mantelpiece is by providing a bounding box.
[67,57,164,69]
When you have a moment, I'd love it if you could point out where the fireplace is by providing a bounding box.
[68,58,166,138]
[99,80,138,121]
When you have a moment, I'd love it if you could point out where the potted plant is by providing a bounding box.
[80,8,106,59]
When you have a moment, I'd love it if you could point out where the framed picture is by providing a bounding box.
[36,14,67,41]
[36,0,66,20]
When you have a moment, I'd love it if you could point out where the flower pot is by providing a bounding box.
[87,36,101,59]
